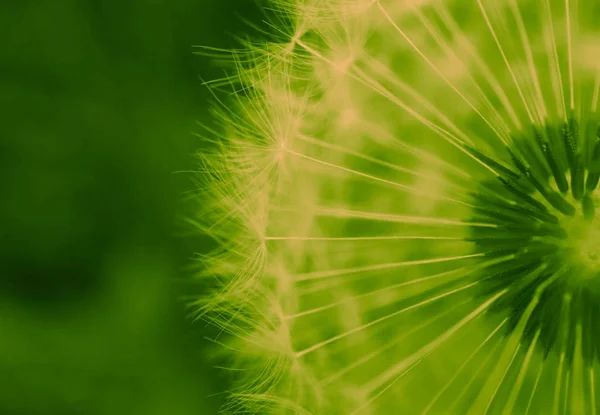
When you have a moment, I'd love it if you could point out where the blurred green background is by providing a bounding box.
[1,1,262,413]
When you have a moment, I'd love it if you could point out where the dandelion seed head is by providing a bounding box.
[196,0,600,413]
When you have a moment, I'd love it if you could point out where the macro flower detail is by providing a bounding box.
[196,0,600,413]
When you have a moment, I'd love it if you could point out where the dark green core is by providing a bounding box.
[468,114,600,367]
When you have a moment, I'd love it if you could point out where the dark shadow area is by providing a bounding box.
[0,1,262,413]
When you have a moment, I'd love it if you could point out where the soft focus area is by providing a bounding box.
[0,1,258,413]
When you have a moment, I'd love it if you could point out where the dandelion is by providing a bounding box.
[195,0,600,413]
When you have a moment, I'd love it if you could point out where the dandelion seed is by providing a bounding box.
[195,0,600,413]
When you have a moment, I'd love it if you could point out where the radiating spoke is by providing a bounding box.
[435,3,522,129]
[554,295,572,415]
[593,71,600,112]
[265,235,462,242]
[507,0,548,120]
[349,290,507,414]
[564,369,571,415]
[525,359,545,415]
[321,300,466,386]
[503,329,542,415]
[447,335,504,414]
[294,252,484,282]
[422,318,508,415]
[483,343,521,415]
[295,279,483,357]
[565,0,575,110]
[377,1,510,146]
[410,4,512,137]
[287,149,474,207]
[310,206,497,228]
[296,133,469,194]
[294,37,482,158]
[554,352,567,415]
[543,0,568,118]
[290,255,510,318]
[467,265,565,414]
[476,0,536,124]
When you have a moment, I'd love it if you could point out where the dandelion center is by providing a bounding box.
[468,115,600,370]
[576,225,600,267]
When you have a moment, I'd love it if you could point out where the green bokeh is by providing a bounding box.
[1,1,259,413]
